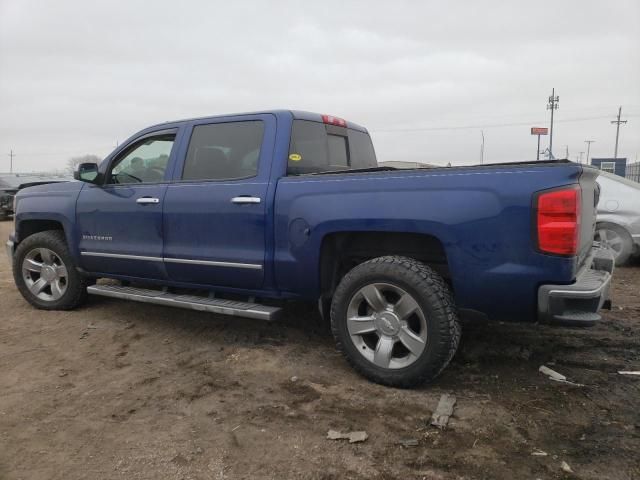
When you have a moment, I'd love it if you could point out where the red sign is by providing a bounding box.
[531,127,548,135]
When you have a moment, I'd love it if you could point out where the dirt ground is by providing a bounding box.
[0,220,638,480]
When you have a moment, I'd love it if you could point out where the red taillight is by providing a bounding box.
[321,114,347,127]
[536,186,581,255]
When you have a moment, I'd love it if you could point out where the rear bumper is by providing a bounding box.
[538,246,614,326]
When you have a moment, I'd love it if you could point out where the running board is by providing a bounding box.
[87,285,281,321]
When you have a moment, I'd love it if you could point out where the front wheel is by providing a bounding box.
[330,256,461,388]
[13,230,89,310]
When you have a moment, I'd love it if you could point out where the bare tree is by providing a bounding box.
[67,154,101,174]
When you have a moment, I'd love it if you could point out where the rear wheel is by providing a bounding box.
[595,223,633,266]
[331,256,460,388]
[13,230,89,310]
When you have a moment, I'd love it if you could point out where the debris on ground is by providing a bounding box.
[290,376,298,382]
[561,460,574,473]
[539,365,584,386]
[327,429,368,443]
[531,449,548,456]
[430,394,457,429]
[398,438,419,447]
[618,371,640,376]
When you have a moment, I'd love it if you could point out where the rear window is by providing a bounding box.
[288,120,377,175]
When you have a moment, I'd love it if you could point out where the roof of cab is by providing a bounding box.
[144,110,368,133]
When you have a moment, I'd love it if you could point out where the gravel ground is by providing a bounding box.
[0,220,638,480]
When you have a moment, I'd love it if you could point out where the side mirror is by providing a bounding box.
[74,163,99,183]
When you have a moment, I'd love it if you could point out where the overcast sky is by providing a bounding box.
[1,0,639,172]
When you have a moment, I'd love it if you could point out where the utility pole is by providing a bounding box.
[578,151,585,164]
[547,88,559,159]
[584,140,595,165]
[611,106,627,159]
[564,145,569,159]
[480,130,485,164]
[8,149,15,174]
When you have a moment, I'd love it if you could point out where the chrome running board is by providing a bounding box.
[87,285,281,321]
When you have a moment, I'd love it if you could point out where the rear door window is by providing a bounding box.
[288,120,377,175]
[182,121,264,181]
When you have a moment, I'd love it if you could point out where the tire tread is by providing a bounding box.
[13,230,88,310]
[330,255,460,388]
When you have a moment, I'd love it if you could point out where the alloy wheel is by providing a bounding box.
[21,248,69,301]
[346,282,428,369]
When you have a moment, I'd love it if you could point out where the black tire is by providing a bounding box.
[595,223,633,266]
[13,230,89,310]
[330,256,461,388]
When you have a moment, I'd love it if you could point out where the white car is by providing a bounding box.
[595,171,640,265]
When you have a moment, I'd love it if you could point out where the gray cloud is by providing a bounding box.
[1,0,639,171]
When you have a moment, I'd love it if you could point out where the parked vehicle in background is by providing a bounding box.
[0,174,71,221]
[6,110,614,387]
[595,171,640,266]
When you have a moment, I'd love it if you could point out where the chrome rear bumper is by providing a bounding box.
[538,246,614,326]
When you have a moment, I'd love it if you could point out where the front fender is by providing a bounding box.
[15,182,84,263]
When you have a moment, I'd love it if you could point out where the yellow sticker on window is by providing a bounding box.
[289,153,302,162]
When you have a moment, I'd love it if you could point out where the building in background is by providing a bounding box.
[626,161,640,183]
[591,158,627,177]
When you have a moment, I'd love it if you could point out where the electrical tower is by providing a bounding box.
[8,150,15,174]
[584,140,595,165]
[611,106,627,159]
[547,88,559,159]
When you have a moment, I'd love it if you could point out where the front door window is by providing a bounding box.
[108,135,175,184]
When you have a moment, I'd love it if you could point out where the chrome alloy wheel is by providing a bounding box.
[21,247,68,301]
[346,283,428,369]
[595,228,624,259]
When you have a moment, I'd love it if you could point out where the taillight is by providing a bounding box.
[321,114,347,127]
[536,185,581,256]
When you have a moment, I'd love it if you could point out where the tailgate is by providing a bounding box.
[577,166,600,265]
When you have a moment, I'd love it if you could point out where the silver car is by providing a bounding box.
[594,171,640,265]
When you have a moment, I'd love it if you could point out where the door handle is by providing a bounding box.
[136,197,160,205]
[231,196,261,204]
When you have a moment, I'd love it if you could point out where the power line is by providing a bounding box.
[370,114,638,133]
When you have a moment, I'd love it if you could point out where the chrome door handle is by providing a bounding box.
[136,197,160,204]
[231,196,261,204]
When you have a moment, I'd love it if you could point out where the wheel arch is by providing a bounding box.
[318,231,450,300]
[17,218,66,242]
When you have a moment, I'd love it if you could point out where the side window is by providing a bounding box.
[108,134,175,184]
[182,121,264,181]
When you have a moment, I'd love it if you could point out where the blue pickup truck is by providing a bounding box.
[6,110,614,387]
